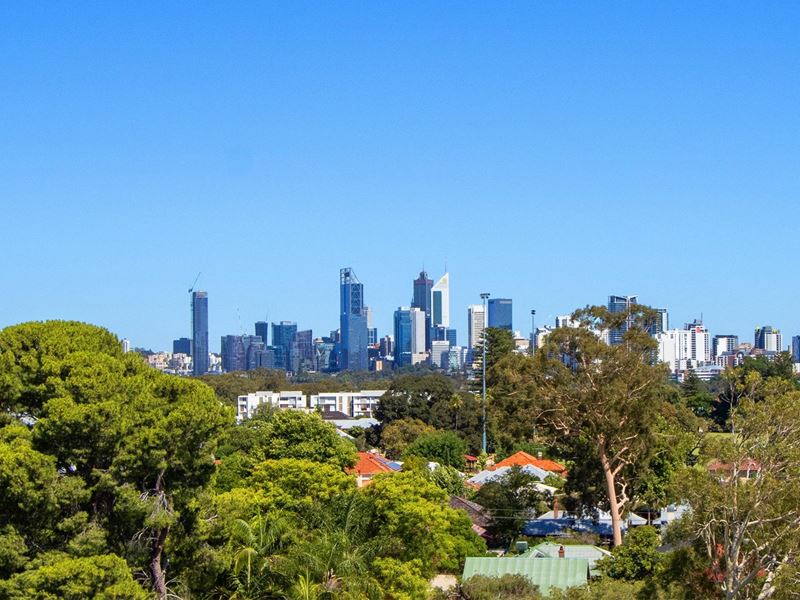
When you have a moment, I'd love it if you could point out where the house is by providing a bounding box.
[462,557,589,597]
[348,451,400,488]
[449,496,491,540]
[522,542,611,576]
[467,464,555,490]
[523,509,648,539]
[490,451,568,477]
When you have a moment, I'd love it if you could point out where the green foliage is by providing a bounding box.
[427,465,467,496]
[380,417,437,459]
[0,553,148,600]
[248,459,355,513]
[363,471,486,576]
[376,373,456,424]
[460,574,543,600]
[0,321,123,415]
[530,305,673,546]
[548,578,645,599]
[249,410,357,469]
[600,526,662,580]
[403,430,467,469]
[196,368,288,405]
[473,465,549,546]
[371,557,429,600]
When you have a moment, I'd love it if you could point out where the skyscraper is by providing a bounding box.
[255,321,269,346]
[412,270,433,351]
[191,291,209,376]
[468,304,486,350]
[271,321,298,371]
[173,337,191,355]
[220,335,246,372]
[608,295,637,345]
[432,272,450,328]
[792,336,800,363]
[754,326,782,353]
[394,308,412,367]
[488,298,513,330]
[713,335,739,359]
[340,268,369,371]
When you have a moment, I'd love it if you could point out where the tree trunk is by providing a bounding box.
[599,448,623,547]
[150,525,169,599]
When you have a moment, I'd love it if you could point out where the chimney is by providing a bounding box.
[558,545,565,558]
[553,496,559,519]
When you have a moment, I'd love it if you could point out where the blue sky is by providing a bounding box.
[2,3,800,351]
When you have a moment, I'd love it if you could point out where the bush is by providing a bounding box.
[460,574,543,600]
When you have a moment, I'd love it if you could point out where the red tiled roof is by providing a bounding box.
[465,454,478,461]
[490,451,567,475]
[349,451,396,476]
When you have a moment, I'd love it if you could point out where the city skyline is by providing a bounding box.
[3,4,800,351]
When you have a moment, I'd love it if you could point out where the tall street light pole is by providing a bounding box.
[480,292,490,454]
[530,309,536,355]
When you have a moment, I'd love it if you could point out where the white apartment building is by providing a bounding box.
[236,390,385,422]
[236,391,309,421]
[657,320,711,376]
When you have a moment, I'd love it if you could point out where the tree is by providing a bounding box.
[0,553,148,600]
[376,373,456,424]
[601,525,662,580]
[254,410,357,469]
[380,418,437,459]
[403,431,467,470]
[0,321,233,598]
[363,471,486,575]
[531,305,670,546]
[684,382,800,600]
[459,574,543,600]
[473,465,549,546]
[473,327,515,383]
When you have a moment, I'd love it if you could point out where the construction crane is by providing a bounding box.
[188,272,201,295]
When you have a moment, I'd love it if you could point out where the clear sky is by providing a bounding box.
[2,3,800,351]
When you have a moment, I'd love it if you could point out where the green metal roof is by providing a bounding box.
[523,543,611,577]
[462,557,589,596]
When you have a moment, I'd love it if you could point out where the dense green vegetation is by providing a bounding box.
[3,314,800,599]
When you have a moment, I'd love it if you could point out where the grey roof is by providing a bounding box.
[468,464,550,485]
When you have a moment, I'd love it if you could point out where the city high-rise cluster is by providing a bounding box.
[130,275,798,382]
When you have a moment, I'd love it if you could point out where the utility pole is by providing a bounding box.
[530,309,536,355]
[480,292,490,454]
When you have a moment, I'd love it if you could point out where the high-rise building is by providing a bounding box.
[121,338,131,353]
[173,337,191,355]
[488,298,513,330]
[468,304,486,350]
[412,270,433,351]
[220,335,246,372]
[255,321,269,346]
[792,336,800,363]
[393,308,413,367]
[657,320,711,377]
[713,335,739,359]
[608,295,637,345]
[340,268,369,371]
[446,328,457,347]
[431,340,450,369]
[294,329,314,372]
[754,326,782,353]
[191,291,209,376]
[393,307,426,367]
[365,306,378,345]
[432,272,450,328]
[271,321,298,371]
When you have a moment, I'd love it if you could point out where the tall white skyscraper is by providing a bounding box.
[468,304,486,350]
[432,272,450,328]
[410,307,426,355]
[657,320,711,376]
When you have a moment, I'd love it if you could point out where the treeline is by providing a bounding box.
[0,321,482,599]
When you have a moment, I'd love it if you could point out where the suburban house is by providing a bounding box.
[490,451,568,477]
[348,451,400,488]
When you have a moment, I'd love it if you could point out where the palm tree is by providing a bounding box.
[227,511,296,599]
